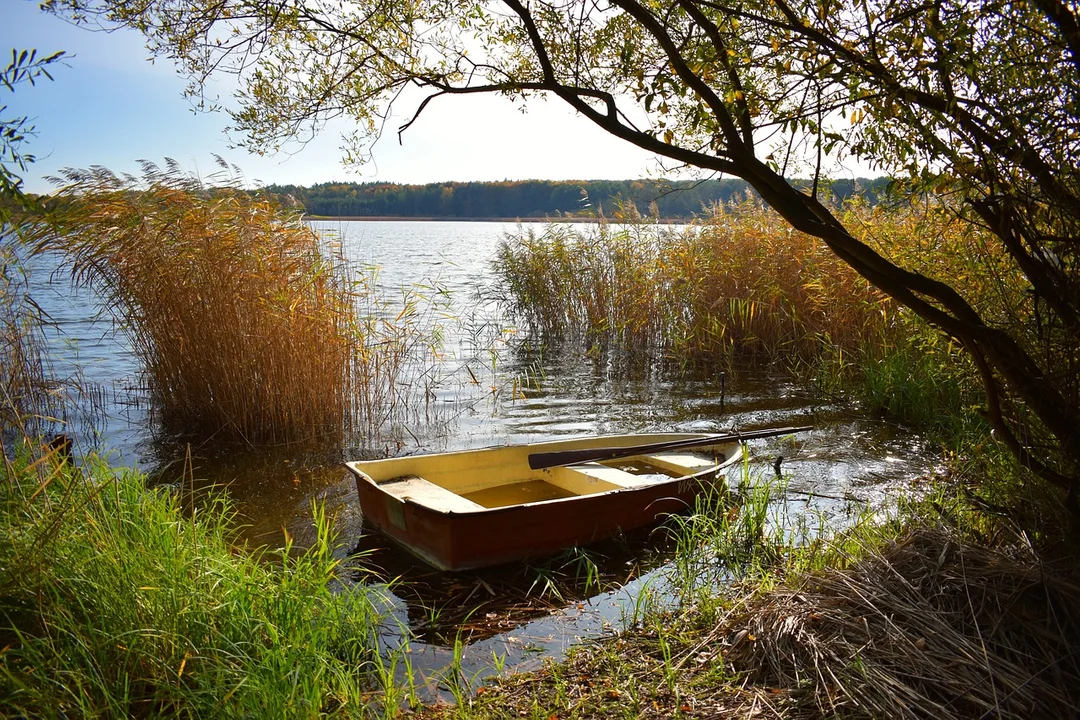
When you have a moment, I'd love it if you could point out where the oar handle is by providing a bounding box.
[527,425,812,470]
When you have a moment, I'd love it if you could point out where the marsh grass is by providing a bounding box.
[494,201,1018,455]
[0,449,399,717]
[0,243,62,445]
[28,161,435,446]
[494,201,891,373]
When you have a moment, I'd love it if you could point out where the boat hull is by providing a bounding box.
[347,434,742,571]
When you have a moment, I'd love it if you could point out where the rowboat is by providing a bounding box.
[347,430,785,572]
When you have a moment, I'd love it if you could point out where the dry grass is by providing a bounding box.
[721,527,1080,718]
[438,527,1080,719]
[0,243,60,445]
[26,162,426,446]
[495,201,892,373]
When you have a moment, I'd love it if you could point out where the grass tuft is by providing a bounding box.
[0,450,391,717]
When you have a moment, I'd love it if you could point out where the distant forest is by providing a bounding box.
[266,177,890,219]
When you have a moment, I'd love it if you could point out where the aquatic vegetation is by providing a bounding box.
[494,201,892,373]
[493,202,1010,450]
[27,161,437,446]
[0,244,57,444]
[0,449,396,717]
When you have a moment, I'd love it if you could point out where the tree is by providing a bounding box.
[45,0,1080,509]
[2,48,65,443]
[1,49,64,225]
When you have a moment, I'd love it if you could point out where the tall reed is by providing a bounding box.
[494,201,892,373]
[28,162,427,446]
[0,242,62,446]
[494,201,1009,443]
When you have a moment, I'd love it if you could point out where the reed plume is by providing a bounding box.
[28,160,414,446]
[495,201,892,372]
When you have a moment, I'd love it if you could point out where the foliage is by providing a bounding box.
[44,0,1080,509]
[24,161,436,447]
[270,177,888,219]
[0,48,64,226]
[0,449,389,717]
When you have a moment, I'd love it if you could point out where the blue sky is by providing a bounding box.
[4,0,663,193]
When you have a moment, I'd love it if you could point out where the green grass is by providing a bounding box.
[0,450,395,717]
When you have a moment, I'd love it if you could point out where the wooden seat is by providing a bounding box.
[642,452,718,475]
[565,462,656,488]
[377,475,485,513]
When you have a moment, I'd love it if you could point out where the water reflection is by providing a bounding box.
[26,220,938,701]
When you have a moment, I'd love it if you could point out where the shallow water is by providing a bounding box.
[25,219,939,700]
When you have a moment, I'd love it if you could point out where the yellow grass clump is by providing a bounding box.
[1,243,56,442]
[27,162,411,446]
[495,201,893,372]
[720,526,1080,718]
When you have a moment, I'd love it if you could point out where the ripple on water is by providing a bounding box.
[27,220,938,701]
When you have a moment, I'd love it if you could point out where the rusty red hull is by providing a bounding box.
[348,434,743,571]
[360,474,721,571]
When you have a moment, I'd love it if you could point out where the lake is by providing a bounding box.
[27,219,937,698]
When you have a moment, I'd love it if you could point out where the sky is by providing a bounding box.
[4,0,665,193]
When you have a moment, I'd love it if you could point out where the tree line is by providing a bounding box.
[266,177,889,219]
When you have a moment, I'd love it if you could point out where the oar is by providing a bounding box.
[528,425,812,470]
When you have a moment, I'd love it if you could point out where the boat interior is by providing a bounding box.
[362,446,730,512]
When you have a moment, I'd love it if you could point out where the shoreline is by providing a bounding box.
[304,215,693,224]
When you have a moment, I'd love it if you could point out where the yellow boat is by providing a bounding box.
[347,426,807,571]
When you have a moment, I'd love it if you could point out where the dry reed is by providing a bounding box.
[717,527,1080,718]
[26,161,420,446]
[495,201,893,372]
[452,527,1080,719]
[0,242,60,445]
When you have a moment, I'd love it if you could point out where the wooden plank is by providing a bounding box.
[378,475,485,513]
[567,463,655,488]
[642,452,718,475]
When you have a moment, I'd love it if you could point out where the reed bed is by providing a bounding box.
[0,243,62,445]
[28,162,428,446]
[495,202,893,373]
[494,201,1006,442]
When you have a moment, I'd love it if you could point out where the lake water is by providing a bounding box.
[27,219,938,699]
